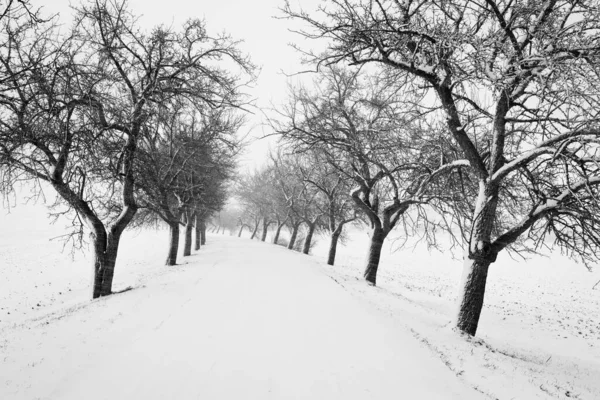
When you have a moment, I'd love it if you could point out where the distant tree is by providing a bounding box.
[263,160,292,245]
[217,206,241,235]
[284,0,600,335]
[236,166,277,241]
[191,172,231,245]
[294,149,358,264]
[270,152,315,251]
[136,106,240,265]
[270,195,290,245]
[286,157,326,255]
[194,208,209,248]
[273,66,466,282]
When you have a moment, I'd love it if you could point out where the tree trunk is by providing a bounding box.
[93,128,138,297]
[260,219,270,242]
[287,224,299,250]
[52,156,137,299]
[91,232,108,299]
[363,226,385,285]
[200,219,206,245]
[183,215,193,257]
[454,180,499,335]
[88,208,135,299]
[302,223,316,255]
[327,232,340,266]
[91,229,121,299]
[166,222,180,266]
[238,225,245,237]
[250,223,259,240]
[194,214,201,251]
[273,223,284,244]
[455,257,492,336]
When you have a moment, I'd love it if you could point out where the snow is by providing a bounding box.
[311,230,600,399]
[2,232,481,399]
[1,203,599,399]
[0,202,168,325]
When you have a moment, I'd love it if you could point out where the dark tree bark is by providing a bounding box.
[287,223,300,250]
[327,231,341,266]
[363,226,386,285]
[194,214,201,251]
[260,218,271,242]
[273,221,285,244]
[183,213,193,257]
[455,257,492,336]
[90,229,120,298]
[302,222,317,255]
[250,222,259,240]
[166,222,180,266]
[200,219,206,245]
[455,182,500,335]
[237,224,246,237]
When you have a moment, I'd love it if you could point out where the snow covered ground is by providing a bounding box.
[310,230,600,399]
[0,201,170,326]
[1,203,599,399]
[2,232,482,399]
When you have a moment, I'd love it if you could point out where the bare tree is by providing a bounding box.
[273,66,466,283]
[286,156,326,255]
[270,152,315,251]
[235,166,278,241]
[284,0,600,335]
[136,105,240,265]
[295,149,358,264]
[194,208,209,248]
[0,0,253,298]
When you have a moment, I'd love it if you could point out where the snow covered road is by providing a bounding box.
[1,235,483,399]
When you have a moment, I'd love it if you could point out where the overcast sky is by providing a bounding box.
[32,0,322,169]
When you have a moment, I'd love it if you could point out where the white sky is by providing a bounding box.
[31,0,322,169]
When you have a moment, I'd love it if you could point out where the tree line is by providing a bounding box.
[235,0,600,338]
[3,0,600,340]
[231,149,358,264]
[0,0,254,298]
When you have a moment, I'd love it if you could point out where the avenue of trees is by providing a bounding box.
[3,0,600,340]
[277,0,600,336]
[0,0,253,298]
[234,150,359,264]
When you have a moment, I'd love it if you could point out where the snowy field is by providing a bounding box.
[1,203,600,399]
[311,231,600,399]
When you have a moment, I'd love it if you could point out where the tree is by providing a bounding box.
[273,66,466,283]
[270,152,314,251]
[217,206,242,236]
[295,149,357,265]
[284,155,326,255]
[135,105,240,265]
[284,0,600,335]
[194,208,209,248]
[235,166,277,241]
[0,0,253,298]
[73,0,249,292]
